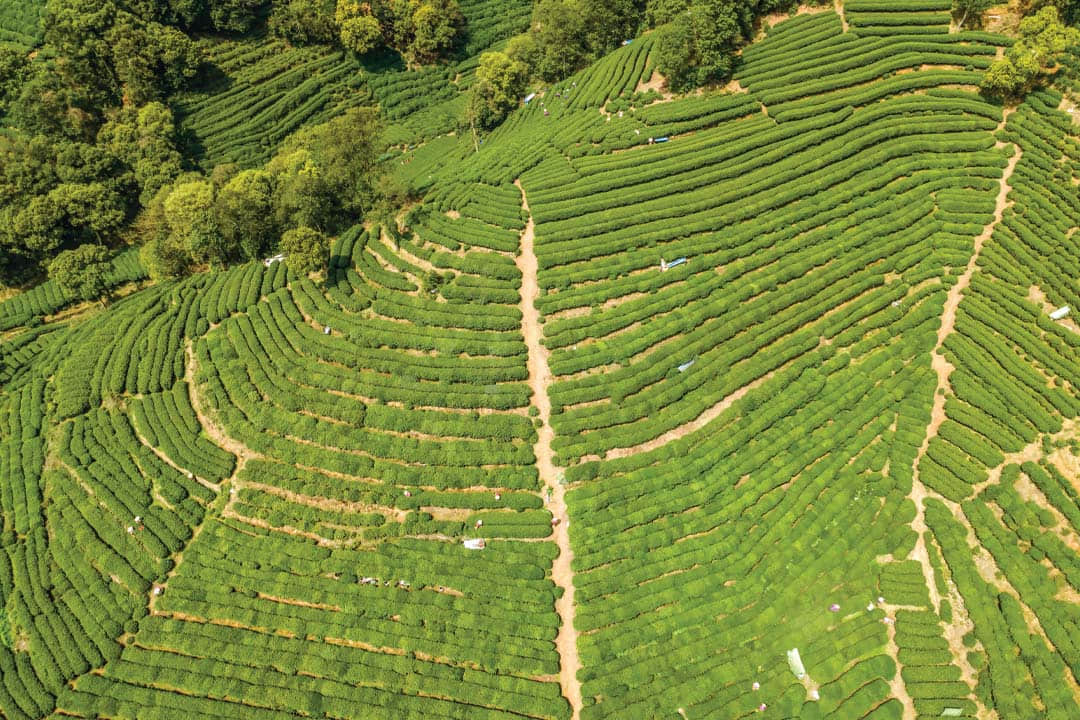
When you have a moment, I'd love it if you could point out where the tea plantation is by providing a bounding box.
[2,4,1080,720]
[0,0,44,49]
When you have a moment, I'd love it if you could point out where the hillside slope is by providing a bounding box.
[2,7,1080,720]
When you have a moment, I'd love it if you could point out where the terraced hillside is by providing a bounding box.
[174,0,532,169]
[3,6,1080,720]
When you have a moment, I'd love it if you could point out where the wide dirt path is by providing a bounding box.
[515,180,584,719]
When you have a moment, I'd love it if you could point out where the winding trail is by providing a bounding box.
[515,180,584,719]
[900,122,1020,720]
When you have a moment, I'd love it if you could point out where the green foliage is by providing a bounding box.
[531,0,589,80]
[338,8,383,54]
[953,0,994,28]
[280,225,330,274]
[0,47,30,116]
[270,0,339,44]
[215,169,276,261]
[47,243,111,302]
[165,178,228,266]
[336,0,464,62]
[467,51,528,128]
[0,0,46,48]
[981,6,1080,98]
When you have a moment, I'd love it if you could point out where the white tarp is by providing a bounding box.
[787,648,806,679]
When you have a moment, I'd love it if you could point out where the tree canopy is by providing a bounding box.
[467,51,530,129]
[281,226,331,274]
[140,107,387,281]
[981,7,1080,98]
[48,243,112,302]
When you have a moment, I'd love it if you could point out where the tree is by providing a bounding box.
[581,0,640,56]
[52,182,127,241]
[466,51,529,129]
[48,244,111,301]
[505,33,539,67]
[209,0,265,33]
[340,13,384,54]
[409,0,464,63]
[980,7,1080,98]
[9,63,97,141]
[1023,0,1080,26]
[652,0,744,91]
[531,0,588,80]
[653,14,696,90]
[271,0,338,44]
[275,106,383,221]
[44,0,123,106]
[97,102,184,206]
[268,148,334,230]
[137,187,191,280]
[108,18,202,105]
[280,226,330,274]
[953,0,994,29]
[0,48,30,117]
[216,169,276,261]
[163,179,230,266]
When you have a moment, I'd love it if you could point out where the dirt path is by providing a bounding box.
[515,180,584,719]
[577,369,778,464]
[184,341,263,522]
[898,125,1020,720]
[881,606,916,720]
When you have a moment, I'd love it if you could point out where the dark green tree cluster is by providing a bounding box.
[120,0,268,33]
[44,0,204,107]
[47,244,112,303]
[140,107,386,279]
[0,97,184,284]
[1023,0,1080,26]
[270,0,339,44]
[981,6,1080,98]
[466,51,530,129]
[337,0,464,63]
[529,0,642,81]
[268,0,465,64]
[651,0,813,91]
[0,0,204,285]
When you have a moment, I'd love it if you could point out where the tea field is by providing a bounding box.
[173,0,532,169]
[2,4,1080,720]
[0,0,44,49]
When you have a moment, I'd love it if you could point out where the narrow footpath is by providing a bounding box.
[901,127,1021,720]
[515,180,584,719]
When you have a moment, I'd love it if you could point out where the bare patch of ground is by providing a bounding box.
[515,179,584,719]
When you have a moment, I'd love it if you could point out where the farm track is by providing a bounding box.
[903,119,1021,720]
[515,180,584,719]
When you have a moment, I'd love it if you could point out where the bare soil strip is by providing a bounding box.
[576,369,777,464]
[515,180,584,719]
[901,125,1020,720]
